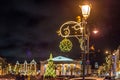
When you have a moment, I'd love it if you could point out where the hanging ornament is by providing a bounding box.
[59,38,73,52]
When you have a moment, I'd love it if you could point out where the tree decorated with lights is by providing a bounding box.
[101,53,112,75]
[44,53,56,79]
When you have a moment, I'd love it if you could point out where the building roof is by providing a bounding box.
[52,56,73,62]
[41,55,79,64]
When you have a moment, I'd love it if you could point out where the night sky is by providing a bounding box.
[0,0,120,63]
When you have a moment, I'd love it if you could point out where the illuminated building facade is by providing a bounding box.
[0,57,6,75]
[8,59,37,76]
[40,56,91,76]
[113,46,120,78]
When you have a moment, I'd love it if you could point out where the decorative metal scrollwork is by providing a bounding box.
[79,38,85,51]
[59,21,83,37]
[57,19,87,51]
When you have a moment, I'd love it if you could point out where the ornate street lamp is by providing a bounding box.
[80,4,91,19]
[57,3,91,80]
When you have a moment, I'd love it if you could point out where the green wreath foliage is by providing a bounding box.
[59,38,73,52]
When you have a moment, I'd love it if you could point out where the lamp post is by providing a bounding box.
[57,4,91,80]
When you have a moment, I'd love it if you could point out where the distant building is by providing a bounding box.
[113,46,120,78]
[0,57,6,75]
[8,59,37,76]
[40,56,91,76]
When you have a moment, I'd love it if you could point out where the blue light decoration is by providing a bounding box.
[52,56,73,62]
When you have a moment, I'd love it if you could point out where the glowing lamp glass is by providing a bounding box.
[81,5,91,19]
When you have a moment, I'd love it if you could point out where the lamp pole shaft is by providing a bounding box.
[83,51,86,80]
[86,35,89,75]
[82,19,86,80]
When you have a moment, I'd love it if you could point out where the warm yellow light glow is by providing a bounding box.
[80,5,91,19]
[80,27,83,30]
[80,27,84,33]
[105,51,108,53]
[93,30,98,34]
[113,53,115,55]
[105,50,109,54]
[90,45,95,51]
